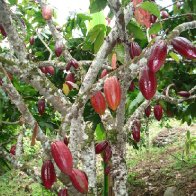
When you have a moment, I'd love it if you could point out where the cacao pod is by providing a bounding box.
[161,10,169,19]
[129,41,142,59]
[40,66,47,74]
[51,141,73,175]
[65,73,75,90]
[58,188,68,196]
[132,121,140,142]
[55,41,64,57]
[41,160,56,189]
[63,136,69,146]
[10,145,16,155]
[171,37,196,59]
[178,91,191,98]
[139,67,157,100]
[111,53,117,70]
[104,76,121,111]
[30,36,35,45]
[66,60,79,70]
[62,83,70,95]
[0,24,7,37]
[100,69,108,78]
[69,168,88,194]
[38,99,45,115]
[154,104,163,121]
[95,140,108,154]
[150,15,157,24]
[145,105,151,117]
[45,66,55,75]
[129,81,135,92]
[104,165,111,175]
[42,5,53,20]
[147,40,167,73]
[103,145,112,163]
[90,91,106,115]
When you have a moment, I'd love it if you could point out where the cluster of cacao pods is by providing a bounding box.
[91,76,122,114]
[95,141,112,175]
[41,141,88,194]
[145,104,163,121]
[40,66,55,75]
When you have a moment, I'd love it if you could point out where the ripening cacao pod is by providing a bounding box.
[178,91,191,98]
[65,73,75,90]
[62,83,70,95]
[30,36,35,45]
[63,136,69,146]
[147,40,167,73]
[104,165,111,175]
[129,81,135,92]
[90,91,106,115]
[145,105,151,117]
[66,60,79,70]
[0,24,7,37]
[42,5,53,20]
[129,41,142,59]
[132,121,140,142]
[139,67,157,100]
[55,41,64,57]
[58,188,68,196]
[154,104,163,121]
[38,98,45,115]
[100,69,108,78]
[171,37,196,59]
[104,76,121,111]
[161,10,169,19]
[103,145,112,163]
[95,140,108,154]
[10,145,16,155]
[45,66,55,75]
[69,168,88,194]
[51,141,73,175]
[111,53,117,70]
[41,160,56,189]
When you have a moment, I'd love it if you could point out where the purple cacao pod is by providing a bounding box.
[154,104,163,121]
[129,42,142,59]
[103,145,112,163]
[10,145,16,155]
[145,105,151,117]
[132,121,140,142]
[178,91,191,98]
[38,98,45,115]
[95,140,108,154]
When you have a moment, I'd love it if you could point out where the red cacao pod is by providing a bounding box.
[129,41,142,59]
[171,37,196,59]
[30,36,35,45]
[132,121,140,142]
[65,73,75,90]
[100,69,108,78]
[139,67,157,100]
[51,141,73,175]
[55,41,64,57]
[58,188,68,196]
[69,168,88,194]
[10,145,16,155]
[161,10,169,19]
[104,76,121,111]
[147,40,167,73]
[104,165,111,175]
[63,136,69,146]
[66,60,79,71]
[103,145,112,163]
[45,66,55,75]
[129,81,135,92]
[150,15,157,24]
[38,98,45,115]
[41,160,56,189]
[42,5,53,20]
[178,91,191,98]
[145,105,151,117]
[90,91,106,115]
[154,104,163,121]
[0,24,7,37]
[40,66,47,74]
[95,140,109,154]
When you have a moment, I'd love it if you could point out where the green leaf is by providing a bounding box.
[94,30,105,53]
[169,52,180,63]
[186,130,190,140]
[9,0,18,5]
[127,21,147,41]
[95,123,106,141]
[149,22,161,35]
[139,1,160,18]
[89,0,107,13]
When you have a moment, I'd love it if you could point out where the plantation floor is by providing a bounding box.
[127,124,196,196]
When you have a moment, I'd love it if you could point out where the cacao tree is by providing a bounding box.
[0,0,195,195]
